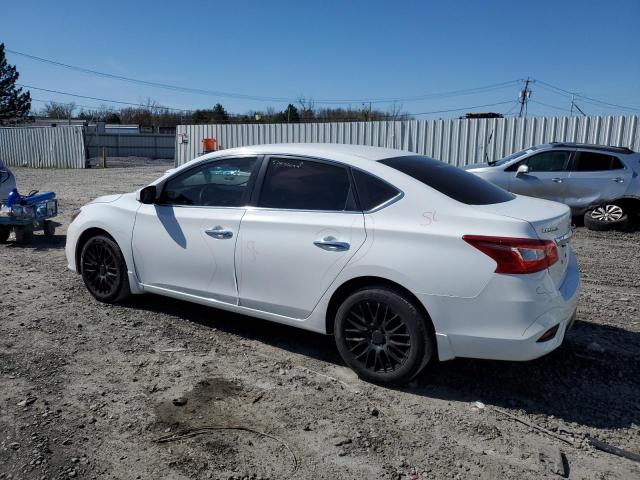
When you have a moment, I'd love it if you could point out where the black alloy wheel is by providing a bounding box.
[334,287,434,385]
[80,235,130,303]
[344,300,412,372]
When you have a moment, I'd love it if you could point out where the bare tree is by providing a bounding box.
[297,96,315,121]
[386,102,408,121]
[42,102,76,123]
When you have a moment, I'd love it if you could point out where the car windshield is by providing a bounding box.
[492,146,541,166]
[379,155,514,205]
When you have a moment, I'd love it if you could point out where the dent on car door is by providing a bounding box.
[131,156,260,302]
[506,150,572,203]
[565,151,632,209]
[235,156,366,319]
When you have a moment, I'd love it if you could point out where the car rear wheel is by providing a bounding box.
[334,287,434,385]
[80,235,130,303]
[584,204,629,231]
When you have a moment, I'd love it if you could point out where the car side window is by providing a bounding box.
[160,157,258,207]
[258,157,356,211]
[505,151,570,172]
[571,152,624,171]
[352,169,400,211]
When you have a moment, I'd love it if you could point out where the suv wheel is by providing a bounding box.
[334,286,434,385]
[80,235,131,303]
[584,204,629,231]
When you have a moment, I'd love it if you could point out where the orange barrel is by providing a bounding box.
[202,138,218,152]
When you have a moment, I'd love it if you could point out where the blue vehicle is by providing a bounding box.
[0,188,59,243]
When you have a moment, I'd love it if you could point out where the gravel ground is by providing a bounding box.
[1,165,638,480]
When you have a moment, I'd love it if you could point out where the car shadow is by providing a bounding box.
[572,216,640,233]
[125,294,639,430]
[412,320,640,430]
[4,233,66,250]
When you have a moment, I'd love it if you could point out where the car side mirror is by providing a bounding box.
[137,185,157,204]
[516,164,529,176]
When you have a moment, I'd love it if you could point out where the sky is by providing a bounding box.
[3,0,640,119]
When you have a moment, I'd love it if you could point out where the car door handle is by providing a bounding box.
[204,226,233,239]
[313,236,350,252]
[551,177,563,183]
[613,177,624,183]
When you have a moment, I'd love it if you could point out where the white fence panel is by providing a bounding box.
[175,115,640,167]
[0,126,86,168]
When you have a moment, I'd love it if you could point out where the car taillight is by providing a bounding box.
[463,235,559,274]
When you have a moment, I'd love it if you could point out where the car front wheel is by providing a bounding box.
[584,204,629,231]
[80,235,131,303]
[334,286,434,385]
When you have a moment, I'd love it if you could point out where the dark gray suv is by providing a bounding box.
[464,143,640,230]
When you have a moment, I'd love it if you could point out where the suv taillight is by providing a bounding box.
[463,235,559,274]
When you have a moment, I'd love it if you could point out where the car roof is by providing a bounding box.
[199,143,416,163]
[547,142,634,155]
[159,143,432,194]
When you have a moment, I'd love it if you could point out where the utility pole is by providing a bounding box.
[518,78,533,117]
[570,94,575,116]
[570,94,586,117]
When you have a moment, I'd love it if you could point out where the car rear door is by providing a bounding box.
[132,156,260,303]
[235,156,366,319]
[565,150,632,210]
[506,150,574,203]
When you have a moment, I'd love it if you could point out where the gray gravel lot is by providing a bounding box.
[1,164,639,480]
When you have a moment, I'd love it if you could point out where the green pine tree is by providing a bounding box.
[0,43,31,122]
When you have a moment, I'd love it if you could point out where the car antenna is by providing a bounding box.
[485,130,495,165]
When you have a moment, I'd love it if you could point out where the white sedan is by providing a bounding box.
[66,144,580,385]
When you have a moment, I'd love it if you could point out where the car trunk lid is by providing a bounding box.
[475,195,572,288]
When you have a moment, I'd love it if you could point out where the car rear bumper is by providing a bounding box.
[423,248,580,362]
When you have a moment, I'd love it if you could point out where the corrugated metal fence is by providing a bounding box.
[86,133,174,159]
[0,126,86,168]
[175,115,640,166]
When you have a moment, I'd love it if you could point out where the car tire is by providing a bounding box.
[584,204,629,231]
[0,226,10,243]
[80,235,131,303]
[14,226,33,244]
[43,220,56,237]
[334,286,434,385]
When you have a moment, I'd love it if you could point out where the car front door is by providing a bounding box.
[131,156,260,303]
[565,151,632,210]
[235,156,366,319]
[506,150,573,203]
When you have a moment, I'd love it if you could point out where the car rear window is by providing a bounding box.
[379,155,515,205]
[571,152,625,171]
[352,169,400,211]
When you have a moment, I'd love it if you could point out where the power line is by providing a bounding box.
[23,83,514,118]
[502,101,521,116]
[410,100,514,116]
[535,79,640,112]
[30,97,118,111]
[18,84,189,111]
[529,99,573,113]
[354,81,521,104]
[6,47,521,105]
